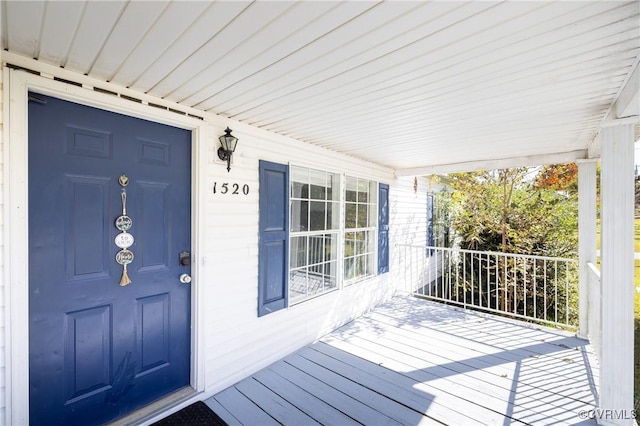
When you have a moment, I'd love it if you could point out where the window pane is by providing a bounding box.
[291,167,308,183]
[365,255,374,277]
[357,204,368,228]
[309,169,326,199]
[344,258,355,281]
[291,200,308,232]
[345,203,356,228]
[344,232,355,257]
[310,184,325,200]
[308,235,324,266]
[327,202,340,230]
[323,234,334,262]
[325,261,338,288]
[357,179,369,202]
[356,231,367,255]
[346,176,357,202]
[290,236,307,268]
[291,181,306,199]
[356,255,366,277]
[309,201,326,231]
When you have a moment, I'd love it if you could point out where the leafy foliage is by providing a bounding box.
[439,166,579,325]
[447,167,577,258]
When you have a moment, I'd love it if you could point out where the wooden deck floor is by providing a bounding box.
[205,296,599,425]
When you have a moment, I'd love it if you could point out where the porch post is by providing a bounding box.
[599,124,635,425]
[577,160,597,339]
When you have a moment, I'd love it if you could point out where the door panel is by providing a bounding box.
[28,94,192,425]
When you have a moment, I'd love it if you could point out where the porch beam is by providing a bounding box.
[613,60,639,120]
[599,124,635,425]
[577,159,597,339]
[587,60,639,160]
[395,150,587,176]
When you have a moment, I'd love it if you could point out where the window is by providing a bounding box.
[289,167,340,303]
[344,176,378,283]
[259,161,388,315]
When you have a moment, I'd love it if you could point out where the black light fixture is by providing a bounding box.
[217,127,238,172]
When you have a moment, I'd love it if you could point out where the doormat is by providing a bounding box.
[152,401,228,426]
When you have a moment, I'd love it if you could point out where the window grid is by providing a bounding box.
[344,176,378,284]
[289,166,340,304]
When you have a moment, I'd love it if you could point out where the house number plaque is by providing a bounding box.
[212,182,250,195]
[116,180,134,286]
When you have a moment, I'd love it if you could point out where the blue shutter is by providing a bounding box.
[258,160,289,317]
[378,183,389,274]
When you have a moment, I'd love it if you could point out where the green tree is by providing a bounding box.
[443,166,578,324]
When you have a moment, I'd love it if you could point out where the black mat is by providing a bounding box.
[152,401,228,426]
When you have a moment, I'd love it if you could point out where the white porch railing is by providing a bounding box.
[398,245,579,328]
[586,262,601,360]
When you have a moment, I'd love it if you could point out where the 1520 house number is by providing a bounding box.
[213,182,250,195]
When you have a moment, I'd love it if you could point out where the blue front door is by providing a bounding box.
[28,94,192,425]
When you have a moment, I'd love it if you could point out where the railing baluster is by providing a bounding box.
[486,253,490,309]
[495,253,499,312]
[533,259,537,319]
[544,259,547,322]
[553,260,558,322]
[565,261,569,325]
[512,255,516,316]
[522,257,527,315]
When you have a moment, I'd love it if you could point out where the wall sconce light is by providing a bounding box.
[217,127,238,172]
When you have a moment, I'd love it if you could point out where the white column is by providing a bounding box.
[599,124,635,425]
[577,160,597,338]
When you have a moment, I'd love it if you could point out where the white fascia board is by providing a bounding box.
[394,149,588,176]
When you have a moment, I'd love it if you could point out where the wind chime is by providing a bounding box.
[115,174,134,286]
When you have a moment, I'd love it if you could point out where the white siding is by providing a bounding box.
[388,176,431,295]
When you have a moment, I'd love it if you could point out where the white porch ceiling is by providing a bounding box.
[2,1,639,173]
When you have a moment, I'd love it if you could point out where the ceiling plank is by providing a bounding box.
[109,1,211,87]
[64,1,128,73]
[5,1,45,57]
[129,1,251,93]
[148,1,294,99]
[182,1,380,108]
[38,1,86,65]
[90,1,170,81]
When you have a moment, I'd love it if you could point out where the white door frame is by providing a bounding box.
[4,68,210,425]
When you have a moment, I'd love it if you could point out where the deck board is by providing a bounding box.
[207,296,598,425]
[359,310,598,404]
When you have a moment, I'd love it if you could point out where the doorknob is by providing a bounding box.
[179,273,192,284]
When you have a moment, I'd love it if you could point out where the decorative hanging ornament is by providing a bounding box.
[116,183,134,286]
[116,249,134,286]
[115,232,134,249]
